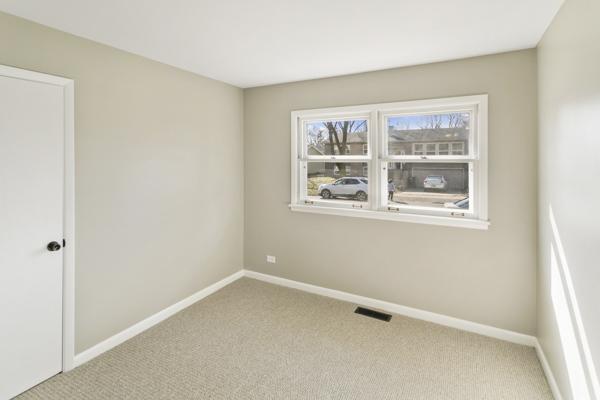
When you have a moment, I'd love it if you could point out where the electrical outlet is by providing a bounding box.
[266,255,276,264]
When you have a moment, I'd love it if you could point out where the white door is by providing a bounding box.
[0,72,65,399]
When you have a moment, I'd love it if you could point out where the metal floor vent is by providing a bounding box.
[354,307,392,322]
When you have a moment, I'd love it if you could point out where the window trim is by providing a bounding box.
[290,95,488,229]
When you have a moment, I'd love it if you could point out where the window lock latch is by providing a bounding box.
[352,204,363,209]
[451,212,465,217]
[304,200,315,205]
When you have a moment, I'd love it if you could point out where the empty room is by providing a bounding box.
[0,0,598,399]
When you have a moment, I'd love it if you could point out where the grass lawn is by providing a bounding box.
[307,176,336,196]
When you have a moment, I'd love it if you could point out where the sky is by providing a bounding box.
[306,119,367,135]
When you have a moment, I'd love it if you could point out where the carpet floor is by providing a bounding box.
[17,278,553,399]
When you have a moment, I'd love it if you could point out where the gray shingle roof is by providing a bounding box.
[388,127,469,142]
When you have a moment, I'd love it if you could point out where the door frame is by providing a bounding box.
[0,64,76,372]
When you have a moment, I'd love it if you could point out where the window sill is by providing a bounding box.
[289,204,490,230]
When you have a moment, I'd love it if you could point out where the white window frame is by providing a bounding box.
[290,95,489,230]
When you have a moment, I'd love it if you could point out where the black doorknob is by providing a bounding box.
[47,241,62,252]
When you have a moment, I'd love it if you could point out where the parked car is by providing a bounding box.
[444,197,469,209]
[319,177,368,201]
[423,175,448,191]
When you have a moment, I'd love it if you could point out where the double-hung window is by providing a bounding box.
[290,95,488,229]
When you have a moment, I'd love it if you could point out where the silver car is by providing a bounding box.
[444,197,469,209]
[423,175,448,191]
[319,177,368,201]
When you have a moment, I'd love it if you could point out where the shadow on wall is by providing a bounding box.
[548,205,599,400]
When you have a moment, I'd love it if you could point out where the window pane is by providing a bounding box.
[387,112,470,156]
[438,143,449,155]
[387,162,469,209]
[305,119,368,156]
[451,142,464,155]
[306,162,368,202]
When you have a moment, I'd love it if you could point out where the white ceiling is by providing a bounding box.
[0,0,563,88]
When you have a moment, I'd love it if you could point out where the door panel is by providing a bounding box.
[0,74,64,399]
[343,179,359,196]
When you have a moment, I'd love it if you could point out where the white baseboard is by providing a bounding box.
[73,270,245,367]
[71,268,557,397]
[243,269,537,347]
[535,339,564,400]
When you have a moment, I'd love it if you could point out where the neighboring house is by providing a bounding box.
[309,127,469,192]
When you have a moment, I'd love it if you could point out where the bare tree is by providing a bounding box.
[447,113,469,128]
[323,120,366,173]
[419,113,469,129]
[418,115,444,129]
[307,127,326,148]
[397,119,412,130]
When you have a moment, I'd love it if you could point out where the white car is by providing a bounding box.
[423,175,448,191]
[319,177,368,201]
[444,197,469,209]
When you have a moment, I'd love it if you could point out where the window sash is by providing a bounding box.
[299,160,371,210]
[383,161,476,216]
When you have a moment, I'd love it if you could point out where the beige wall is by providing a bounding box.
[244,50,538,335]
[0,12,244,353]
[0,7,555,362]
[537,0,600,398]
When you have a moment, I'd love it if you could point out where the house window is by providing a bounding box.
[291,95,488,229]
[451,142,464,155]
[438,143,449,155]
[412,142,465,156]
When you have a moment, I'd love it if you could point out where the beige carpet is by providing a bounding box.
[17,278,553,399]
